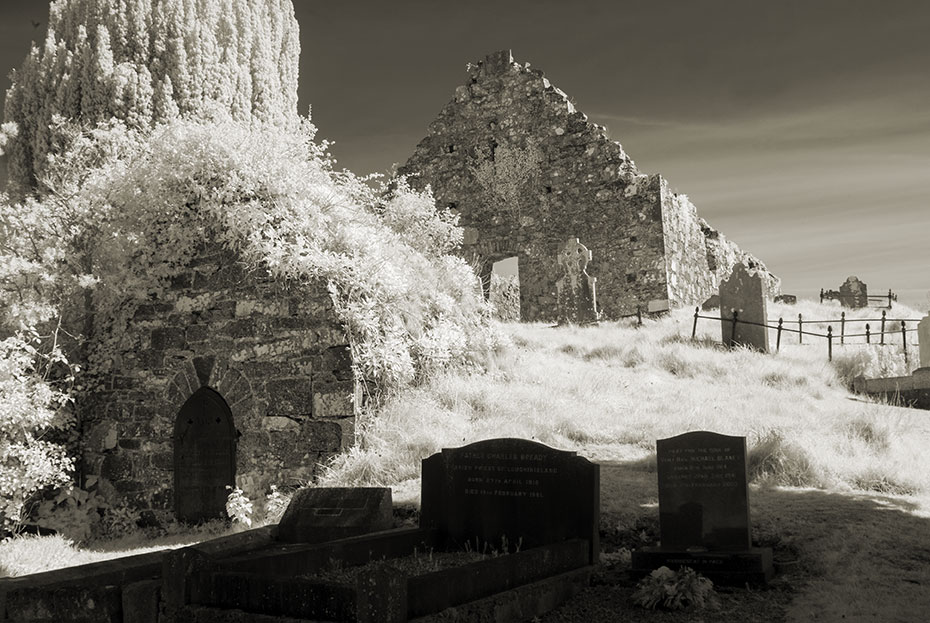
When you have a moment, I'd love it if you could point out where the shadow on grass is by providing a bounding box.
[577,458,930,623]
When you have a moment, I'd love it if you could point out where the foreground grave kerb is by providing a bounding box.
[172,438,599,622]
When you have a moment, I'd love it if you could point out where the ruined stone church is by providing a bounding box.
[399,50,779,321]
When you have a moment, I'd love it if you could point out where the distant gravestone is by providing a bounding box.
[647,299,670,314]
[555,238,598,324]
[701,294,720,311]
[420,438,599,563]
[919,315,930,371]
[719,263,769,352]
[774,294,797,305]
[839,276,868,308]
[632,431,773,584]
[276,487,393,543]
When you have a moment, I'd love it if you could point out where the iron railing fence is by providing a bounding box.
[691,308,921,362]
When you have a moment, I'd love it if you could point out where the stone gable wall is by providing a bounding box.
[82,241,356,523]
[398,50,778,320]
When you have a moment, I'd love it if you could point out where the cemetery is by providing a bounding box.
[2,2,930,623]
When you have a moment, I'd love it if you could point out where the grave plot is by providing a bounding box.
[170,438,599,623]
[631,431,774,585]
[853,313,930,410]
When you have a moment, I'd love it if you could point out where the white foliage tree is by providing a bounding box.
[2,0,300,194]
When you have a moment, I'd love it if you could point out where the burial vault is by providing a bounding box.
[398,50,779,321]
[82,240,357,524]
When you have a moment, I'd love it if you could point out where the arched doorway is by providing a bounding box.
[173,387,237,523]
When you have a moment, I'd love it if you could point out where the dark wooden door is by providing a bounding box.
[174,387,237,523]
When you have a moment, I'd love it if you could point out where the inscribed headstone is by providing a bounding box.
[420,438,599,563]
[656,431,750,551]
[919,315,930,370]
[719,263,769,352]
[774,294,797,305]
[276,487,392,543]
[555,238,598,324]
[839,276,868,308]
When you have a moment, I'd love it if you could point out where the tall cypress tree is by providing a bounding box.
[2,0,300,194]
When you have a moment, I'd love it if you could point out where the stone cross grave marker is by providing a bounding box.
[420,438,599,563]
[719,262,769,352]
[276,487,393,543]
[839,276,868,308]
[632,431,773,583]
[918,315,930,372]
[555,237,598,324]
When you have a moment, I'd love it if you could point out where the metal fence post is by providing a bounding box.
[820,288,824,304]
[840,311,845,345]
[798,313,803,344]
[866,324,870,344]
[888,289,893,309]
[637,305,642,327]
[776,318,783,352]
[881,310,886,345]
[692,307,699,339]
[730,309,739,347]
[827,326,833,361]
[902,321,908,366]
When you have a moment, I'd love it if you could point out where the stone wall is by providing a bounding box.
[398,50,778,320]
[82,241,356,524]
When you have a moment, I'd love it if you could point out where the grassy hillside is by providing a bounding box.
[4,299,929,620]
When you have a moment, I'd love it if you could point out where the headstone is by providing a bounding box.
[719,263,769,352]
[632,431,773,584]
[918,315,930,371]
[701,294,720,311]
[420,438,599,563]
[839,276,868,308]
[774,294,797,305]
[656,432,750,551]
[174,387,237,523]
[555,238,598,324]
[276,487,393,543]
[647,299,670,314]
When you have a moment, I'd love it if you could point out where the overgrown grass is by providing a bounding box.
[320,300,930,499]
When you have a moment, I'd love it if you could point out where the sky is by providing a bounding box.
[2,1,929,309]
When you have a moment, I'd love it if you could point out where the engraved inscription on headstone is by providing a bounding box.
[656,431,750,551]
[174,387,237,523]
[420,438,599,562]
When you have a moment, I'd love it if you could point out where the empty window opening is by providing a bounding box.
[545,185,553,194]
[490,257,520,322]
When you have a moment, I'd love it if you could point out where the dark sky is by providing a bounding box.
[3,1,929,307]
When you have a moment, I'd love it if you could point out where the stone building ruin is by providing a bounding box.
[82,241,357,525]
[399,50,779,321]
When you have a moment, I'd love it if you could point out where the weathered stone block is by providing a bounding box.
[151,327,185,350]
[101,452,134,482]
[313,389,355,418]
[265,377,313,416]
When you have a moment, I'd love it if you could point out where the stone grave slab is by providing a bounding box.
[774,294,797,305]
[276,487,393,543]
[632,431,773,584]
[555,238,598,325]
[420,437,600,564]
[647,299,670,314]
[719,263,769,352]
[852,313,930,409]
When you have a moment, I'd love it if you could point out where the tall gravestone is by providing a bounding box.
[918,315,930,371]
[838,276,868,308]
[719,263,769,352]
[632,431,773,584]
[555,238,598,325]
[420,438,599,564]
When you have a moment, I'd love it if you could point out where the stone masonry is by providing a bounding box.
[398,50,779,321]
[82,240,356,524]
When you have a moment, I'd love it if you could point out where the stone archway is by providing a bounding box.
[173,387,237,523]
